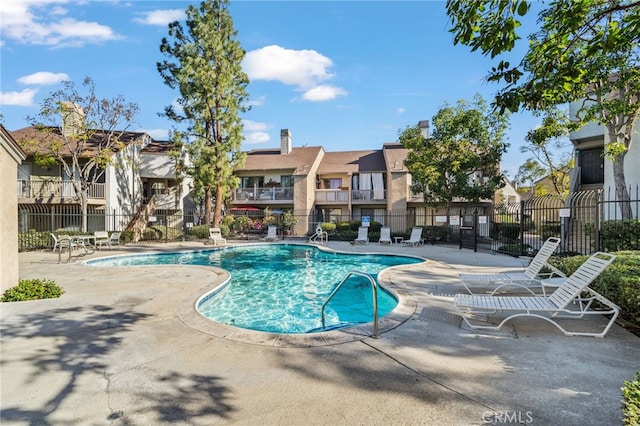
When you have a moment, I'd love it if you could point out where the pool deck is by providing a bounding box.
[3,240,639,425]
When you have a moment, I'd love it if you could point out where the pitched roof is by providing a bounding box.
[1,124,27,163]
[237,146,323,175]
[10,126,149,157]
[141,140,176,154]
[317,149,386,174]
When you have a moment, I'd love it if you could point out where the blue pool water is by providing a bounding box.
[86,244,422,333]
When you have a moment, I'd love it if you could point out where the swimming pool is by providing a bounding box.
[86,244,422,334]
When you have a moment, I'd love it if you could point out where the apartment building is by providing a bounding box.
[230,129,514,235]
[12,125,192,234]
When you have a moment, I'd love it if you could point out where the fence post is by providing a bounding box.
[519,200,525,256]
[473,209,478,252]
[595,190,601,252]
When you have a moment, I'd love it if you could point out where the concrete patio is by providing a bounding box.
[2,240,638,425]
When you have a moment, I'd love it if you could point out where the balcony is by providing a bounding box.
[17,179,105,200]
[232,186,293,203]
[315,189,349,204]
[351,189,386,204]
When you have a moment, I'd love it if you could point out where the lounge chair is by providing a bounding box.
[109,232,122,247]
[209,227,227,246]
[264,226,278,241]
[459,237,563,294]
[402,227,423,247]
[354,226,369,244]
[454,252,618,337]
[94,231,110,250]
[379,226,392,245]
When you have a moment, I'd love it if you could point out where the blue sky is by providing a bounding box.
[1,0,545,178]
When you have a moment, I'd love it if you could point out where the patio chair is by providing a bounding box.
[402,227,423,247]
[51,233,76,253]
[459,237,563,294]
[354,226,369,244]
[454,252,618,337]
[209,227,227,246]
[109,232,122,247]
[264,226,278,241]
[94,231,110,250]
[379,226,392,245]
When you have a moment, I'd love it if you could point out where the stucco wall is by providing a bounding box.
[1,147,20,292]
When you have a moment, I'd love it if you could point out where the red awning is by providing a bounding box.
[229,206,261,211]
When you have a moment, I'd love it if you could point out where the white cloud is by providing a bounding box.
[0,88,39,106]
[246,96,266,107]
[243,120,269,132]
[245,132,270,145]
[396,108,405,115]
[18,71,69,85]
[139,128,169,140]
[1,0,119,47]
[302,85,347,102]
[244,45,346,102]
[133,9,184,26]
[243,120,270,144]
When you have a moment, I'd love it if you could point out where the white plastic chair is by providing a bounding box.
[209,227,227,246]
[378,227,392,245]
[264,226,277,241]
[402,227,423,247]
[354,226,369,244]
[94,231,110,250]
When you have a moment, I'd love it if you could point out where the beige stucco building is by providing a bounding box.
[1,125,26,292]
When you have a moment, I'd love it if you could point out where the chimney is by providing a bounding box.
[61,102,85,137]
[417,120,429,139]
[280,129,292,155]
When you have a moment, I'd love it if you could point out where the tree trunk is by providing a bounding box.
[204,187,212,226]
[213,184,224,227]
[612,152,632,219]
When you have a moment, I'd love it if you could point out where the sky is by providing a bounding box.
[1,0,547,178]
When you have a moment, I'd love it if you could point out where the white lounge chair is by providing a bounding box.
[402,227,423,247]
[51,233,76,253]
[459,237,563,294]
[379,226,392,245]
[354,226,369,244]
[208,227,227,246]
[94,231,110,250]
[264,226,278,241]
[109,232,122,247]
[454,252,618,337]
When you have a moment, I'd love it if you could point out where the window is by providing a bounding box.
[320,178,342,189]
[281,175,294,188]
[241,176,264,188]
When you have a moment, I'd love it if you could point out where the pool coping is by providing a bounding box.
[87,242,426,347]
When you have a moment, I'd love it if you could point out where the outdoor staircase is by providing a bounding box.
[126,195,157,242]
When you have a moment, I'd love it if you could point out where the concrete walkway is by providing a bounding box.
[2,240,638,425]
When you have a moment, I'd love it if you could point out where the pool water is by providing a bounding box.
[86,244,422,333]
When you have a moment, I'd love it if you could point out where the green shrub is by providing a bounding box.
[1,279,64,302]
[601,220,640,252]
[540,222,561,240]
[423,226,448,242]
[321,223,336,232]
[491,223,520,242]
[622,371,640,426]
[188,224,211,239]
[120,230,135,244]
[547,251,640,326]
[496,243,531,257]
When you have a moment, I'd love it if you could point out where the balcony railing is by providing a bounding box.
[233,186,294,201]
[351,189,386,202]
[17,179,105,199]
[315,189,349,202]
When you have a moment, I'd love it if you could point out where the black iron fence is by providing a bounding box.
[18,187,639,255]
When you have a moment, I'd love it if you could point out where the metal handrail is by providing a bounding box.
[321,270,379,338]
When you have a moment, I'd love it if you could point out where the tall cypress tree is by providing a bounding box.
[158,0,249,226]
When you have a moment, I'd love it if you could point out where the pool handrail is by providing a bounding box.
[321,270,379,338]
